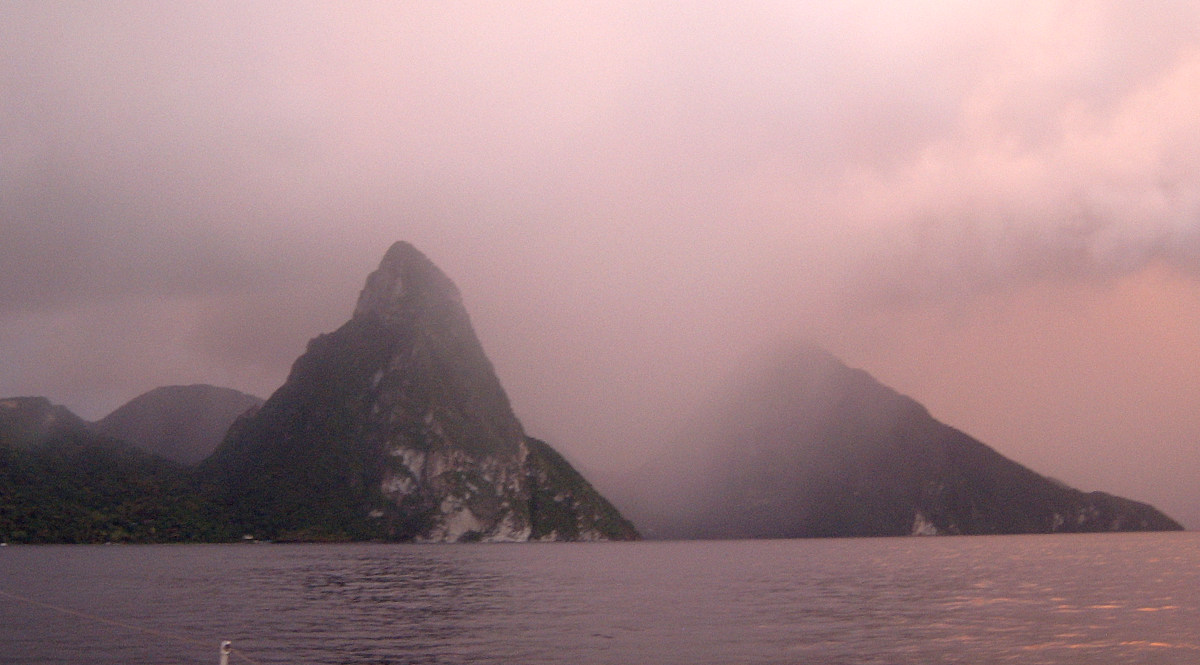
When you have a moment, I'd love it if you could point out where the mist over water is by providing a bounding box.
[3,534,1199,664]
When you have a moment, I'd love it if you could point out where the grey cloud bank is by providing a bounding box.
[3,1,1200,527]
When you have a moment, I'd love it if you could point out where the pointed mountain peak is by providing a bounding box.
[352,241,461,323]
[204,241,638,542]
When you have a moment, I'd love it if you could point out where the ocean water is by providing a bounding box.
[2,533,1198,665]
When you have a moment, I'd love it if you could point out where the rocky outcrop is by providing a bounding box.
[96,385,263,465]
[526,437,640,541]
[201,241,638,542]
[619,346,1181,539]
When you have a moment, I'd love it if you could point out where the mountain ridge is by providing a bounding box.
[610,345,1182,539]
[0,245,1182,543]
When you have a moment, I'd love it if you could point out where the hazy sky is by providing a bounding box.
[4,1,1200,527]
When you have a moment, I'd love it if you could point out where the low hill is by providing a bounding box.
[0,397,222,543]
[96,385,263,465]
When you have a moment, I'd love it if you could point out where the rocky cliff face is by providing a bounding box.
[526,437,639,541]
[619,346,1181,539]
[96,385,263,465]
[202,241,637,542]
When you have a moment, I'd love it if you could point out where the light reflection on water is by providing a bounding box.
[1,533,1198,664]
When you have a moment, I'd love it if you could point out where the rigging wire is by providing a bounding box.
[0,587,263,664]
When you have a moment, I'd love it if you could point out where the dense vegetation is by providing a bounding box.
[0,434,230,543]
